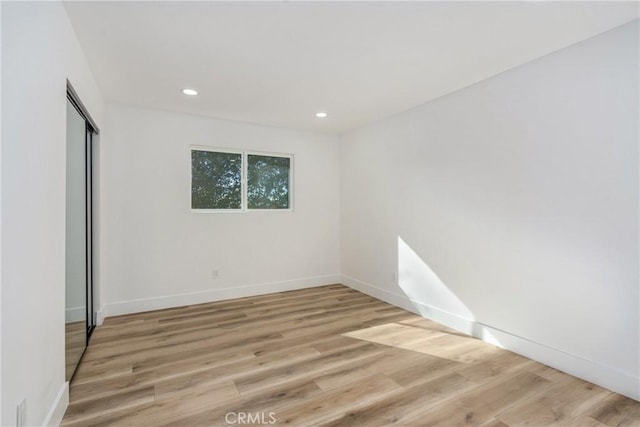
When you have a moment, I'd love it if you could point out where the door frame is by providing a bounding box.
[66,81,99,342]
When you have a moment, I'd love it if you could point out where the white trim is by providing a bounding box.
[341,274,640,401]
[65,306,85,323]
[190,145,243,155]
[242,147,248,211]
[95,309,105,326]
[102,274,341,318]
[42,382,68,427]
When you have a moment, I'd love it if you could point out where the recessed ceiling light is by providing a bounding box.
[182,88,198,96]
[315,112,328,118]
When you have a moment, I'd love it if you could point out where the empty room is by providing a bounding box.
[1,1,639,426]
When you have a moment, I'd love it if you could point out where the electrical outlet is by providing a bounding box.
[212,268,221,280]
[16,399,26,427]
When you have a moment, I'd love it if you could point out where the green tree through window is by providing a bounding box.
[191,149,292,211]
[248,155,290,209]
[191,150,242,209]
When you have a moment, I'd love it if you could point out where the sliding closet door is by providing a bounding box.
[86,128,95,333]
[65,99,88,380]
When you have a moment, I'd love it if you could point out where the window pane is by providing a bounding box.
[191,150,242,209]
[247,155,290,209]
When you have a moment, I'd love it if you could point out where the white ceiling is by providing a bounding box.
[64,1,638,134]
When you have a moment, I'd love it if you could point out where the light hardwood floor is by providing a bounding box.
[62,285,639,426]
[66,321,86,380]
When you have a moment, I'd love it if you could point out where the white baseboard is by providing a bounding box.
[65,307,84,323]
[96,309,105,326]
[42,382,68,427]
[341,274,640,401]
[103,275,342,318]
[341,275,474,330]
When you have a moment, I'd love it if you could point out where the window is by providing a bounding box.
[247,154,291,209]
[190,147,293,211]
[191,150,242,210]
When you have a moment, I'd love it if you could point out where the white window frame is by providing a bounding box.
[189,145,294,213]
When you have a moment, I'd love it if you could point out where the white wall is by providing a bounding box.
[0,1,4,423]
[1,2,104,425]
[340,21,639,399]
[100,104,340,316]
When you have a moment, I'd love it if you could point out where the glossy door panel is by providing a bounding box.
[65,98,88,381]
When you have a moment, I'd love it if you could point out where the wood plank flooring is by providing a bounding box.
[66,321,86,380]
[62,284,640,426]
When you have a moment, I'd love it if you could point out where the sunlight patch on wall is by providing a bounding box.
[397,236,473,320]
[396,236,505,349]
